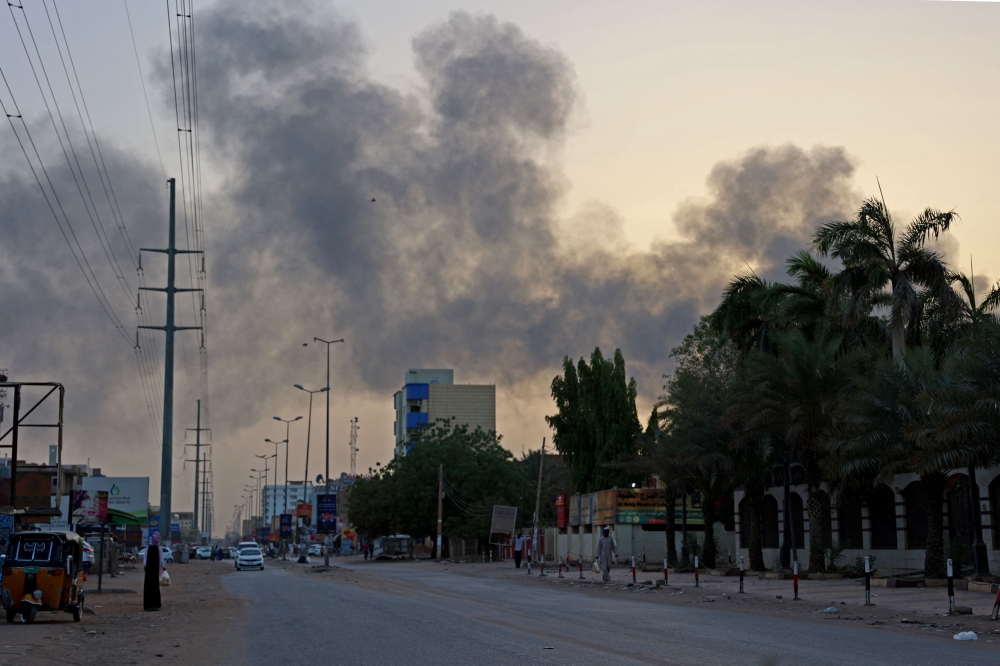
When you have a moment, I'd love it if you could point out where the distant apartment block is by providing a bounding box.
[393,369,496,456]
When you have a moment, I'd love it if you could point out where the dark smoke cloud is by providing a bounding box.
[1,0,863,517]
[185,2,858,404]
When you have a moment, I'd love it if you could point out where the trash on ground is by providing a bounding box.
[954,631,978,641]
[824,607,838,613]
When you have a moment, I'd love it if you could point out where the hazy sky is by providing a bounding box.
[1,0,997,535]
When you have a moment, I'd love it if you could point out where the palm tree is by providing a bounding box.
[812,196,957,361]
[725,326,861,572]
[828,348,946,577]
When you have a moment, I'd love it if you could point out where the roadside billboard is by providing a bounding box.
[489,505,517,536]
[593,489,617,525]
[280,514,292,539]
[79,477,149,525]
[316,494,338,534]
[675,494,704,525]
[568,494,580,526]
[581,493,592,525]
[615,489,666,524]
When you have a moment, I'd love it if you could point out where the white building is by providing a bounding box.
[261,481,313,524]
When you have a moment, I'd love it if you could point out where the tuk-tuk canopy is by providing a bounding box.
[6,531,82,566]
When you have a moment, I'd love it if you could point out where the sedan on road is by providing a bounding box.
[139,546,175,565]
[195,546,214,559]
[236,547,264,571]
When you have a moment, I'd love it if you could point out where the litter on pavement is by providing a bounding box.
[953,631,978,641]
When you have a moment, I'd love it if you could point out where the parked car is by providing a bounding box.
[228,547,238,559]
[307,544,323,557]
[81,541,94,571]
[138,546,174,565]
[195,546,214,559]
[235,546,264,571]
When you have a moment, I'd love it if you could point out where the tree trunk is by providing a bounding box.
[665,488,678,567]
[745,482,766,571]
[702,497,717,569]
[806,484,827,573]
[890,319,906,362]
[923,472,946,579]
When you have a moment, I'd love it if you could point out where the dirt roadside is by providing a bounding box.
[0,559,244,665]
[274,555,1000,649]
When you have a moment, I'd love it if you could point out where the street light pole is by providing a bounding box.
[272,416,302,559]
[311,337,343,568]
[294,386,328,490]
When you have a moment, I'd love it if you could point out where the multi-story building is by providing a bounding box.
[261,481,314,524]
[393,369,496,456]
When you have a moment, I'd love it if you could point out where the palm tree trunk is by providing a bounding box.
[702,496,717,569]
[807,484,827,572]
[745,481,766,571]
[923,472,946,579]
[890,320,906,361]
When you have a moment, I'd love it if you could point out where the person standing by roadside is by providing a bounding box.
[143,533,163,611]
[513,532,525,569]
[108,535,118,578]
[595,526,617,583]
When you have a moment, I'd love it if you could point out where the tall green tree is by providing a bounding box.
[725,326,861,572]
[547,348,641,492]
[812,196,957,361]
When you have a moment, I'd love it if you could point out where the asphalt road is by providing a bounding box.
[223,562,998,665]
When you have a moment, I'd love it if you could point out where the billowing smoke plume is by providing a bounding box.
[0,0,860,506]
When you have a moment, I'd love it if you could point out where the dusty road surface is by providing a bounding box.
[0,559,242,665]
[221,558,1000,665]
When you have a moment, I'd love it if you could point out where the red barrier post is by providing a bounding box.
[579,559,584,580]
[663,558,669,586]
[793,560,799,600]
[631,556,636,584]
[694,555,700,588]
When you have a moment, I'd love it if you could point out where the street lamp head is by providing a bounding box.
[320,387,329,392]
[294,416,303,421]
[294,384,304,390]
[273,416,281,421]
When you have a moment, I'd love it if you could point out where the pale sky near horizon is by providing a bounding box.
[1,0,997,531]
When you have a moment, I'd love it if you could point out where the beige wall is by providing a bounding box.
[428,384,496,434]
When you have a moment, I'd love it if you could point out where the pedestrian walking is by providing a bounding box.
[216,546,224,561]
[143,533,163,611]
[595,526,617,583]
[513,532,526,569]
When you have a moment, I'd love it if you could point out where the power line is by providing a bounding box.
[122,0,167,183]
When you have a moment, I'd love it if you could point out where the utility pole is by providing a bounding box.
[437,464,443,561]
[185,399,210,542]
[349,417,359,477]
[139,178,202,542]
[533,438,545,561]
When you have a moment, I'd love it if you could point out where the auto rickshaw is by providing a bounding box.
[2,531,85,624]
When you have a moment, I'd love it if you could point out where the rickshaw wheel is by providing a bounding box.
[19,604,36,624]
[5,609,14,623]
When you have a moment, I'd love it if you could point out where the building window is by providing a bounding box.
[870,485,898,549]
[761,495,779,549]
[902,481,929,549]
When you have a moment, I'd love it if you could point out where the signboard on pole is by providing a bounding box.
[489,505,517,536]
[316,494,337,534]
[280,513,292,539]
[94,491,109,524]
[79,477,149,525]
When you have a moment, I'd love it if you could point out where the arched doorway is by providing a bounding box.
[762,495,779,549]
[946,474,971,544]
[838,491,864,549]
[990,476,1000,549]
[738,497,750,548]
[902,481,928,549]
[870,484,898,549]
[789,491,805,549]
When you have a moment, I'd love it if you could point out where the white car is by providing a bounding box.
[235,546,264,571]
[82,541,95,567]
[139,546,175,565]
[308,544,322,556]
[195,546,214,559]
